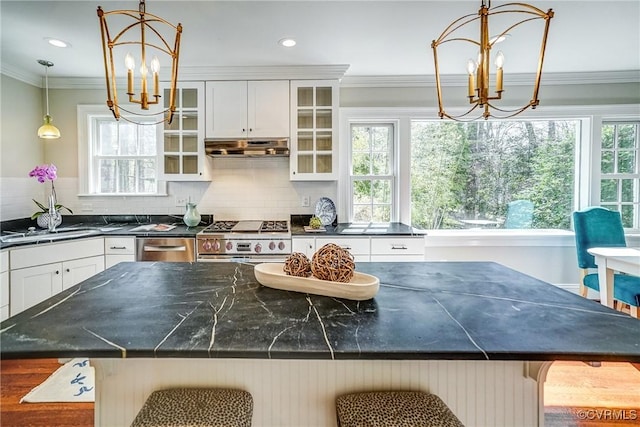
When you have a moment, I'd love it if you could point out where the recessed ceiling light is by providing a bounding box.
[45,38,71,48]
[278,38,296,48]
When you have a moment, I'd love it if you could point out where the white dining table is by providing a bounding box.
[587,247,640,309]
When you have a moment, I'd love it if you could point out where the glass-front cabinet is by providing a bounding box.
[290,80,339,180]
[160,82,210,181]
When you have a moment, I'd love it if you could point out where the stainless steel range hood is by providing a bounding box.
[204,139,289,157]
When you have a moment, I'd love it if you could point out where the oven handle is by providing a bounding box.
[144,245,187,252]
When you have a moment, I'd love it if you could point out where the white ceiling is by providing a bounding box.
[1,0,639,87]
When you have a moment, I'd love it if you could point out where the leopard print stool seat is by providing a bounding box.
[336,391,464,427]
[130,388,253,427]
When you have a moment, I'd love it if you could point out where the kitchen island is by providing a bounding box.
[2,261,639,426]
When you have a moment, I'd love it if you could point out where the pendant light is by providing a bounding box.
[37,59,61,139]
[431,1,554,121]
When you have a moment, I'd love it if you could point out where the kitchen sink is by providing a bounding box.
[0,227,102,244]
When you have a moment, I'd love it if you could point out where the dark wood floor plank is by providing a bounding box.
[1,359,93,427]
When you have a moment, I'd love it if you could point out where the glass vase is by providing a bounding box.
[183,202,201,227]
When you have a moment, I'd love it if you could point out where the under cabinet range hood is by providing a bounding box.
[204,139,289,157]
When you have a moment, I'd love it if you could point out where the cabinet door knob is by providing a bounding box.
[66,268,70,273]
[55,270,60,275]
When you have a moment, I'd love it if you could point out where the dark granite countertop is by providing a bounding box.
[1,261,639,362]
[0,215,212,249]
[289,215,425,236]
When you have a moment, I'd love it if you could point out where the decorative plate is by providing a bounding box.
[254,263,379,301]
[314,197,337,226]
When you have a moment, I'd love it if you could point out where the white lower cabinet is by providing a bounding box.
[1,251,9,321]
[9,238,105,316]
[293,235,425,264]
[370,237,425,262]
[315,237,371,262]
[105,237,136,268]
[10,262,64,315]
[61,255,105,290]
[292,238,315,258]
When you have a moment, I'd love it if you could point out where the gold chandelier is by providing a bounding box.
[431,1,554,121]
[97,0,182,124]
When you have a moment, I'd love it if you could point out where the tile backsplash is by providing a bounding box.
[0,157,337,222]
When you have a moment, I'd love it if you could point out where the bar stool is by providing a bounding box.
[336,391,464,427]
[130,388,253,427]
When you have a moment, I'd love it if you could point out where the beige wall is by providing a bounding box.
[0,74,43,176]
[340,82,640,108]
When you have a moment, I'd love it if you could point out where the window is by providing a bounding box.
[350,124,395,222]
[600,121,640,228]
[410,119,579,230]
[78,106,160,195]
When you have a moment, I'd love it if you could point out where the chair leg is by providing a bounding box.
[579,283,588,298]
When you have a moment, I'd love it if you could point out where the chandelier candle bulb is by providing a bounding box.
[151,56,160,97]
[125,53,135,95]
[467,59,476,98]
[495,51,504,92]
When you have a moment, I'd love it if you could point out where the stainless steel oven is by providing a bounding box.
[196,220,291,263]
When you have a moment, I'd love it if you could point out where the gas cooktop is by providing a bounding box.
[199,220,289,234]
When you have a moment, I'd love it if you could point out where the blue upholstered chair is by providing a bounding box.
[504,200,534,229]
[573,206,640,317]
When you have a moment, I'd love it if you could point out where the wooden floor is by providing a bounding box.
[1,359,639,426]
[0,359,93,427]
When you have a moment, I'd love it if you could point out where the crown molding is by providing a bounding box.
[3,63,638,90]
[1,64,352,89]
[340,70,640,88]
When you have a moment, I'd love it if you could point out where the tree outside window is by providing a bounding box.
[600,122,640,228]
[410,120,578,230]
[92,118,158,194]
[350,124,394,222]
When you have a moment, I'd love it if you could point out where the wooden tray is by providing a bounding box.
[254,263,379,301]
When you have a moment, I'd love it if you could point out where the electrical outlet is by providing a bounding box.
[302,196,310,207]
[175,196,189,207]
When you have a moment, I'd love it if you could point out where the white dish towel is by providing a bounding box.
[20,358,95,403]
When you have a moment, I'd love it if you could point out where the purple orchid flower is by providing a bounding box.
[28,164,57,183]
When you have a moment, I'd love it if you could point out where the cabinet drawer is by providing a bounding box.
[105,237,136,255]
[371,237,424,255]
[1,250,8,273]
[10,238,104,270]
[315,237,370,255]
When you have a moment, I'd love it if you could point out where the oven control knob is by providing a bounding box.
[213,240,221,251]
[225,241,233,251]
[278,241,285,250]
[255,243,262,254]
[268,241,276,250]
[203,240,212,251]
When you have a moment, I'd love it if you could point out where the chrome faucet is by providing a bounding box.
[48,193,60,232]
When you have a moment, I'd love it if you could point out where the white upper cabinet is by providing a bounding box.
[289,80,339,181]
[160,81,210,181]
[205,80,289,139]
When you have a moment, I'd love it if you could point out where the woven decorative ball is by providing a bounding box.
[283,252,312,277]
[311,243,355,283]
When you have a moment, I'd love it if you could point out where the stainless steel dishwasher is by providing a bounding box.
[136,237,196,262]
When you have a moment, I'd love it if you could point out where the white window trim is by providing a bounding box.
[76,105,167,197]
[339,104,640,230]
[348,122,398,223]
